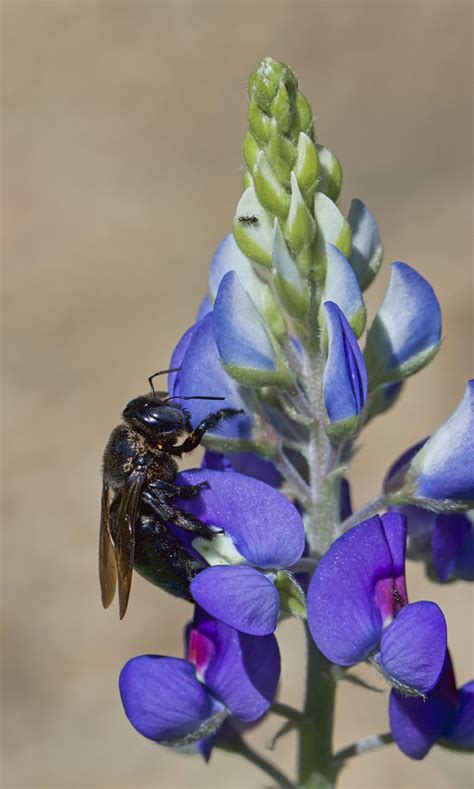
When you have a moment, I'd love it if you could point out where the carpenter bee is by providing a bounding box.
[99,369,242,619]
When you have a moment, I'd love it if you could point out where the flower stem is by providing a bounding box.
[335,494,387,535]
[219,735,294,787]
[272,700,307,723]
[334,732,394,763]
[298,624,338,788]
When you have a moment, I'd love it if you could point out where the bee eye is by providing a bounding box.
[144,406,184,428]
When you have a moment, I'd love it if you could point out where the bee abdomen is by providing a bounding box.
[134,516,200,600]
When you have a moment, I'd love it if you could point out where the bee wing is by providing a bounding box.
[99,482,117,609]
[115,464,146,619]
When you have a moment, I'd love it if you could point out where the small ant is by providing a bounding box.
[237,215,259,226]
[392,587,404,611]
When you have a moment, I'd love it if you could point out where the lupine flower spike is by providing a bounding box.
[101,57,473,787]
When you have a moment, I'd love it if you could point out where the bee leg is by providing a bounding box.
[148,480,209,500]
[169,408,244,456]
[142,491,219,540]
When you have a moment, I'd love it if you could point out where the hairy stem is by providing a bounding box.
[298,624,338,789]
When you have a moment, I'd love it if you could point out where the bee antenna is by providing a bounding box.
[148,368,181,398]
[164,395,226,402]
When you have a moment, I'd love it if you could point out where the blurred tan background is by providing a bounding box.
[2,1,473,787]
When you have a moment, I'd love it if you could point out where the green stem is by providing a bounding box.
[272,700,307,723]
[298,624,338,788]
[219,735,294,787]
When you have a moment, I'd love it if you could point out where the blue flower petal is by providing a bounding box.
[197,735,216,762]
[190,565,280,636]
[364,262,441,386]
[307,515,403,665]
[119,656,215,742]
[389,654,458,759]
[209,235,256,302]
[202,449,282,487]
[444,681,474,749]
[322,245,366,335]
[194,617,281,722]
[272,219,306,294]
[384,440,427,493]
[400,505,435,559]
[378,601,447,694]
[168,322,199,394]
[414,380,474,504]
[432,514,471,582]
[196,296,212,321]
[170,313,251,438]
[323,301,368,425]
[453,523,474,581]
[213,271,292,388]
[176,468,305,568]
[214,271,276,372]
[347,198,383,290]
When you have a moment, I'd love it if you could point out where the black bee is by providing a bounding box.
[237,214,259,225]
[99,369,242,619]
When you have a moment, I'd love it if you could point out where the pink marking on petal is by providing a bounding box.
[374,575,408,627]
[187,629,215,683]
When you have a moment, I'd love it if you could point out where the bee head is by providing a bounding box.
[123,395,188,439]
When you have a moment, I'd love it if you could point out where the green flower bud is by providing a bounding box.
[248,56,298,114]
[248,96,270,145]
[313,192,352,278]
[243,130,260,172]
[233,185,273,268]
[272,219,309,320]
[285,172,317,275]
[316,144,343,202]
[275,571,307,618]
[271,81,293,134]
[294,132,319,204]
[265,118,296,186]
[261,286,288,342]
[253,150,291,219]
[296,92,315,138]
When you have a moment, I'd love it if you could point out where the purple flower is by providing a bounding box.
[364,262,441,387]
[390,653,474,759]
[169,313,251,439]
[347,198,383,291]
[174,468,305,635]
[213,270,293,388]
[322,245,366,337]
[119,612,280,759]
[323,301,368,436]
[307,513,447,695]
[401,506,474,582]
[385,381,474,510]
[202,449,282,488]
[196,295,213,321]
